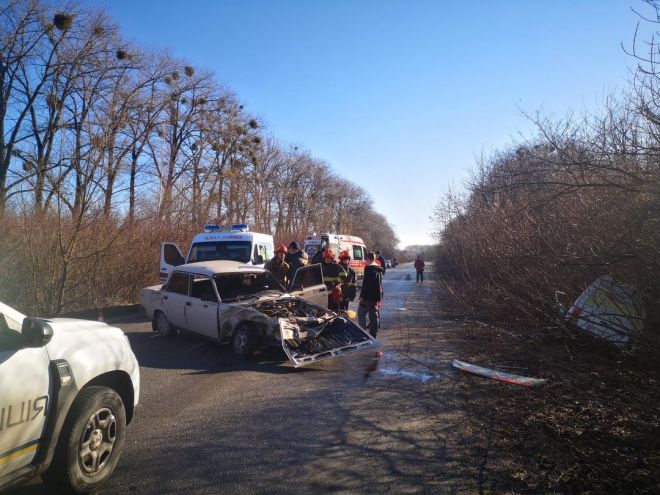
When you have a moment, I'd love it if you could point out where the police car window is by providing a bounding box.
[166,272,190,295]
[0,314,23,350]
[189,241,252,263]
[190,276,216,301]
[353,246,363,260]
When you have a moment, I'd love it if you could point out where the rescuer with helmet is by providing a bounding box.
[265,244,290,288]
[321,249,347,311]
[338,250,357,311]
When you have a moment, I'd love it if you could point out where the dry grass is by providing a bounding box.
[434,286,660,494]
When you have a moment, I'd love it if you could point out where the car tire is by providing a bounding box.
[153,310,176,337]
[232,325,258,357]
[43,386,126,494]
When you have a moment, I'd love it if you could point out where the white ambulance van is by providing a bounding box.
[160,224,274,283]
[303,233,368,282]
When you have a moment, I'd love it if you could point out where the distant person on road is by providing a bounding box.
[338,250,357,311]
[359,252,384,337]
[321,249,347,311]
[414,255,425,283]
[375,251,387,275]
[285,241,307,289]
[265,244,290,288]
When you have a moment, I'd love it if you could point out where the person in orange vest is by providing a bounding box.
[338,250,357,311]
[265,244,290,287]
[414,255,426,283]
[321,249,347,311]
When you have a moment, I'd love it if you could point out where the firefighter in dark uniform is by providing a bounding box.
[321,249,347,311]
[338,250,357,311]
[311,239,328,265]
[265,244,290,288]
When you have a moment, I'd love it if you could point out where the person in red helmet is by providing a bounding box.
[265,244,290,287]
[338,250,357,311]
[321,249,347,311]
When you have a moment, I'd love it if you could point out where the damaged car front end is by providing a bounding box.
[203,263,377,366]
[255,297,376,367]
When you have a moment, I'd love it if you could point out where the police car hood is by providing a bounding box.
[45,318,127,345]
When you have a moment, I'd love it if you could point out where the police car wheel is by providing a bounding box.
[153,311,176,337]
[233,325,258,357]
[44,386,126,494]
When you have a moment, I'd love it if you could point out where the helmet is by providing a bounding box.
[322,249,336,261]
[339,250,351,261]
[275,244,287,254]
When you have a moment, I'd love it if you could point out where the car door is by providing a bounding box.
[162,271,191,329]
[0,309,51,478]
[160,242,185,283]
[289,264,328,308]
[186,275,220,339]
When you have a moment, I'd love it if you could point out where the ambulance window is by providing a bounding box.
[164,244,184,266]
[253,245,260,263]
[166,272,190,295]
[189,241,251,263]
[353,245,363,260]
[258,245,268,262]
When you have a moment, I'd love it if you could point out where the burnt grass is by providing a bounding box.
[435,290,660,494]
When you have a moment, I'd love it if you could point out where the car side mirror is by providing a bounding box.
[21,317,53,348]
[256,255,264,264]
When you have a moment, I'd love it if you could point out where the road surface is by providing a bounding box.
[11,262,479,494]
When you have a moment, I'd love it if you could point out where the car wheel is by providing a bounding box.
[232,325,258,357]
[153,310,176,337]
[43,386,126,494]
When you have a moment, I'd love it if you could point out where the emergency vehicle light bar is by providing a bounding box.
[203,224,221,233]
[231,224,249,232]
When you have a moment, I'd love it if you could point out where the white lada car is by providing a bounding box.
[140,261,377,367]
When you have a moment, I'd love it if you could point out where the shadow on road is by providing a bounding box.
[124,329,317,375]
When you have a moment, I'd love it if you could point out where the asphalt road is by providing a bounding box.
[11,262,474,494]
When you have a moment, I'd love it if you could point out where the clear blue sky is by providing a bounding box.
[84,0,641,247]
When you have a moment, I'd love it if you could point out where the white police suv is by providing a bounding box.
[0,301,139,493]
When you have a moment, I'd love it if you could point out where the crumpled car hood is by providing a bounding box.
[280,315,376,367]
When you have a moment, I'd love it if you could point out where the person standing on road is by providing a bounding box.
[265,244,290,288]
[375,251,387,275]
[414,255,425,283]
[338,250,357,311]
[286,241,307,289]
[358,252,384,337]
[321,249,347,311]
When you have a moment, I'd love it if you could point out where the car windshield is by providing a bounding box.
[214,272,285,301]
[188,241,252,263]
